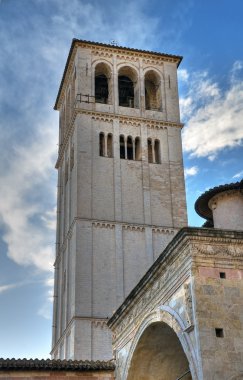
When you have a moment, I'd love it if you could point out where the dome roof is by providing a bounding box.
[195,179,243,221]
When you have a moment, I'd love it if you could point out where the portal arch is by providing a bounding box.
[122,307,199,380]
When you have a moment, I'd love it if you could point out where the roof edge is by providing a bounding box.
[0,358,115,371]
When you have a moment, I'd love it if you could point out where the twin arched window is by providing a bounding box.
[99,133,113,158]
[147,138,161,164]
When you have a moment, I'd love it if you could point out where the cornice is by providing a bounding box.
[55,108,183,168]
[55,217,178,257]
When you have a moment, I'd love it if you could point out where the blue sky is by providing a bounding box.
[0,0,242,359]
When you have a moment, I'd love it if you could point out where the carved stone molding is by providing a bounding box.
[120,119,141,127]
[184,282,193,326]
[123,225,145,232]
[93,222,115,229]
[91,114,113,123]
[92,49,113,58]
[92,320,108,329]
[152,227,174,234]
[143,58,164,66]
[193,244,243,258]
[147,124,167,130]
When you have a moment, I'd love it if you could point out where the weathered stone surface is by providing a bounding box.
[108,227,243,380]
[52,40,187,360]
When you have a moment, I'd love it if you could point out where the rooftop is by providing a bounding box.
[195,179,243,221]
[0,358,115,371]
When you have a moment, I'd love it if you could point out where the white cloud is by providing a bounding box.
[37,277,54,320]
[0,283,18,294]
[0,117,57,272]
[178,69,189,82]
[181,63,243,159]
[233,171,243,179]
[184,166,199,178]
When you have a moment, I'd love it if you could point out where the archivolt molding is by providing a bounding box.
[143,65,163,78]
[120,306,199,380]
[92,58,113,70]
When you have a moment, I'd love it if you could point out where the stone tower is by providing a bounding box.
[51,39,187,361]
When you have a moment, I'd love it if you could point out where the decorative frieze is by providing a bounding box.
[91,114,113,123]
[152,227,174,234]
[193,244,243,258]
[93,222,115,229]
[92,320,108,329]
[123,225,145,232]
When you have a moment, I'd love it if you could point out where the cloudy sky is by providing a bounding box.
[0,0,242,359]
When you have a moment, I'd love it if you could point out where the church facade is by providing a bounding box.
[51,39,187,361]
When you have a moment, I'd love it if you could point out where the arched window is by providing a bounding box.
[154,139,161,164]
[118,66,139,108]
[127,136,133,160]
[145,70,161,111]
[147,139,153,163]
[95,63,111,104]
[107,133,113,158]
[120,135,125,159]
[135,137,141,161]
[99,133,105,157]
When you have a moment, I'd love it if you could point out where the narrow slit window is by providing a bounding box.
[65,159,69,184]
[215,328,224,338]
[120,135,125,159]
[107,133,113,158]
[154,139,161,164]
[70,146,74,170]
[147,139,153,163]
[99,133,105,157]
[135,137,141,161]
[220,272,226,279]
[127,136,133,160]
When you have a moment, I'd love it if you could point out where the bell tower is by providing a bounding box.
[51,39,187,361]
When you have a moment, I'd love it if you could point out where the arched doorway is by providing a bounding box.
[127,322,192,380]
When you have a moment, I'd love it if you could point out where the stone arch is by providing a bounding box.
[94,61,112,104]
[118,65,139,108]
[122,307,199,380]
[144,69,162,111]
